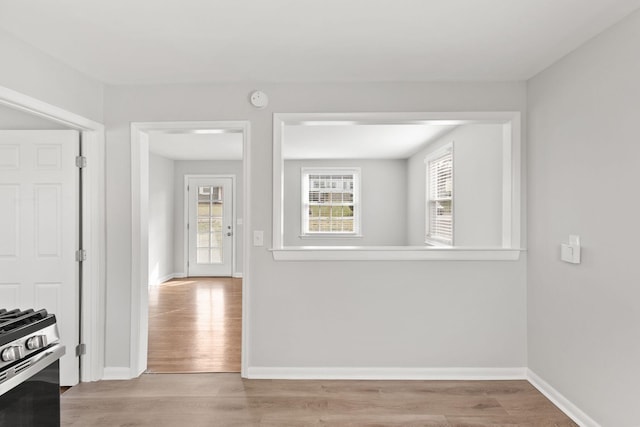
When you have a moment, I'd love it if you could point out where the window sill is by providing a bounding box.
[424,239,452,247]
[298,234,363,239]
[270,246,524,261]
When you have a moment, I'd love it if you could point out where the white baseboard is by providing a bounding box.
[152,272,238,283]
[527,369,600,427]
[149,272,188,286]
[102,367,133,380]
[149,273,174,286]
[157,273,175,284]
[247,367,527,380]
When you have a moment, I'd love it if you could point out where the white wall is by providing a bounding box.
[527,9,640,426]
[0,29,103,122]
[104,81,527,371]
[173,160,243,276]
[148,153,175,286]
[407,124,504,247]
[283,159,407,246]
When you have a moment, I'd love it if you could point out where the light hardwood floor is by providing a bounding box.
[147,277,242,373]
[61,374,577,426]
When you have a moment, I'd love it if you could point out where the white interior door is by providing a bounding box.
[0,130,79,386]
[187,177,233,276]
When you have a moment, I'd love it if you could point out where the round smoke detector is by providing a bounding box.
[249,90,268,109]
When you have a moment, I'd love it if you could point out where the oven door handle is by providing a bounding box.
[0,343,66,396]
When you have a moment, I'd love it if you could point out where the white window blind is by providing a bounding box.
[302,168,360,235]
[426,146,453,244]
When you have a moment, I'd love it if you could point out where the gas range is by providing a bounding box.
[0,309,60,375]
[0,309,65,402]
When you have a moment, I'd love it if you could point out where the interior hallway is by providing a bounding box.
[147,277,242,373]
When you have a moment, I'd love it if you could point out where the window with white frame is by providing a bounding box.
[425,144,453,245]
[301,168,361,236]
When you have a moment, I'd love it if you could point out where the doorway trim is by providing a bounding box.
[184,174,237,277]
[131,120,251,378]
[0,85,106,382]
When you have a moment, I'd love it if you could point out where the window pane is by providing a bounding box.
[304,170,359,234]
[197,219,210,248]
[195,184,225,263]
[198,202,210,216]
[211,202,223,217]
[210,230,223,248]
[197,248,209,264]
[197,231,210,248]
[210,248,222,263]
[319,219,330,232]
[427,150,453,243]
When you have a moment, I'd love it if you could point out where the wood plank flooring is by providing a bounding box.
[61,374,577,426]
[147,277,242,373]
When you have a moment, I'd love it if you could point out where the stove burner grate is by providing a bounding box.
[0,309,49,334]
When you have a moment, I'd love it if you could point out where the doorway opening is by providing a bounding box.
[131,121,250,376]
[0,86,106,384]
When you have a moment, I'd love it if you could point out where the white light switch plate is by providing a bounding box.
[253,230,264,247]
[561,235,581,264]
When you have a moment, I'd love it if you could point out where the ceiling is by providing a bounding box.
[148,131,243,160]
[283,124,456,160]
[1,0,638,85]
[147,123,454,161]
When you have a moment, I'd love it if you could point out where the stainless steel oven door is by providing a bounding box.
[0,344,65,427]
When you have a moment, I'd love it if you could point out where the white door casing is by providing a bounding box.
[131,120,250,379]
[0,130,79,386]
[187,176,233,277]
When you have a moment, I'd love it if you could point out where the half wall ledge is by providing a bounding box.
[270,247,524,261]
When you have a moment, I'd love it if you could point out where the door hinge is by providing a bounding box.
[75,249,87,262]
[75,343,86,357]
[75,156,87,168]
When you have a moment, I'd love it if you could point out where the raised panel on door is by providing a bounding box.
[0,284,19,307]
[35,184,62,258]
[34,283,62,315]
[0,184,19,258]
[0,130,79,386]
[0,144,19,169]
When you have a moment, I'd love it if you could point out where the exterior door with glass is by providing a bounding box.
[187,176,233,276]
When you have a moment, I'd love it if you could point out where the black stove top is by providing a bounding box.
[0,307,64,424]
[0,309,55,346]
